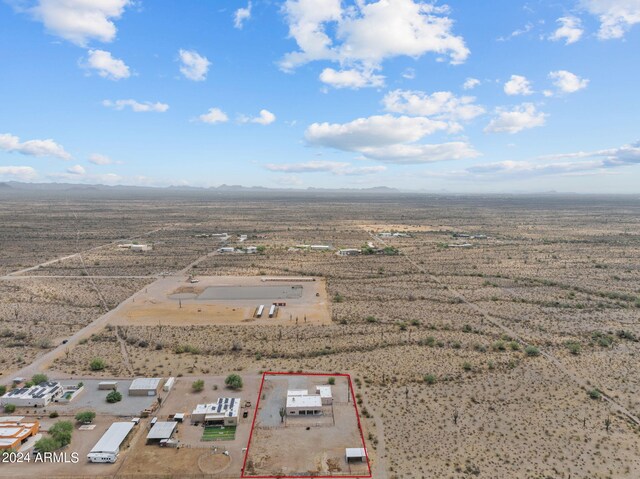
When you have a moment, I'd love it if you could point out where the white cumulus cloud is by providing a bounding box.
[305,114,478,164]
[88,153,114,165]
[85,49,130,80]
[0,133,72,160]
[549,16,584,44]
[29,0,131,46]
[178,49,211,81]
[240,109,276,125]
[66,164,86,175]
[102,99,169,112]
[382,90,485,128]
[234,2,252,29]
[549,70,589,93]
[463,77,480,90]
[485,103,547,134]
[581,0,640,39]
[280,0,469,87]
[0,166,38,181]
[319,67,385,89]
[504,75,533,96]
[197,108,229,124]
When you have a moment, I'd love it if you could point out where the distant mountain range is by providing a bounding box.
[0,181,400,195]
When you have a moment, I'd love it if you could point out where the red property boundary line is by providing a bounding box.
[241,371,372,478]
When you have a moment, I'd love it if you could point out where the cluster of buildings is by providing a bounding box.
[285,386,332,416]
[118,243,152,252]
[217,246,259,254]
[377,232,410,238]
[191,397,240,426]
[0,418,39,450]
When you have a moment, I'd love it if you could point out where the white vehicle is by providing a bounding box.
[87,453,117,463]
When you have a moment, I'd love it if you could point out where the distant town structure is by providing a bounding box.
[191,397,240,426]
[217,247,235,253]
[0,419,39,450]
[0,381,63,407]
[118,243,152,252]
[87,421,135,463]
[294,244,332,251]
[337,248,361,256]
[128,378,162,396]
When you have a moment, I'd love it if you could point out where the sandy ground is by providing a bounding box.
[245,374,368,477]
[109,275,331,327]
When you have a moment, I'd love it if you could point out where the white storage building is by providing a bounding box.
[87,422,135,463]
[128,378,162,396]
[286,394,323,416]
[316,386,333,405]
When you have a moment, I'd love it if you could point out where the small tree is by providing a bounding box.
[49,421,73,447]
[3,404,16,414]
[0,385,6,396]
[588,389,602,400]
[192,379,205,392]
[89,358,106,371]
[106,390,122,403]
[34,436,60,453]
[225,374,243,390]
[328,377,336,385]
[75,411,96,424]
[31,373,48,385]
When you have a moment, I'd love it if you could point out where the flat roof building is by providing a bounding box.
[337,248,361,256]
[345,448,367,463]
[87,422,135,463]
[0,381,63,407]
[128,378,162,396]
[286,394,323,416]
[0,420,39,450]
[316,385,333,405]
[191,397,240,426]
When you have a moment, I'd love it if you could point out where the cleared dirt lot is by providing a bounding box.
[109,275,330,327]
[245,374,369,477]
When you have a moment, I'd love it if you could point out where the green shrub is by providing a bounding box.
[492,341,506,352]
[75,411,96,423]
[328,377,336,385]
[3,404,16,413]
[462,362,473,371]
[588,389,602,400]
[525,345,540,357]
[424,374,436,385]
[106,391,122,403]
[192,379,205,392]
[509,341,520,351]
[31,373,48,385]
[89,358,106,371]
[225,374,243,390]
[49,411,59,418]
[566,342,581,355]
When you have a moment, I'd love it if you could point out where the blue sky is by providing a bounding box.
[0,0,639,192]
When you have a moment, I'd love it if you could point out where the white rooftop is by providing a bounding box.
[316,386,332,398]
[1,381,61,401]
[90,422,135,454]
[129,378,161,391]
[146,421,177,440]
[193,397,240,418]
[346,448,367,458]
[287,389,308,397]
[286,395,322,408]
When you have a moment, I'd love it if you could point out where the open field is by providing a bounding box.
[244,373,369,477]
[109,275,330,327]
[1,191,640,478]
